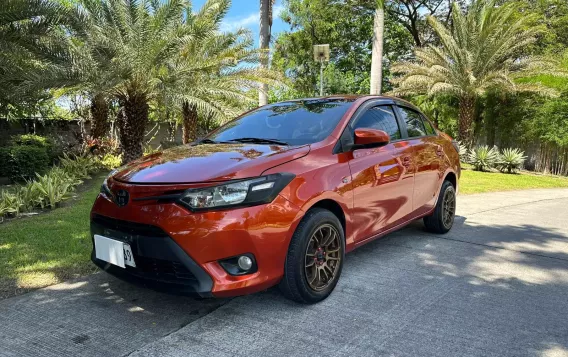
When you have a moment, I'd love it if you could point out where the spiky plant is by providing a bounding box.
[457,141,468,159]
[498,148,527,174]
[468,145,499,171]
[391,0,553,146]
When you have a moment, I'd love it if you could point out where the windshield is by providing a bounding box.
[208,98,355,146]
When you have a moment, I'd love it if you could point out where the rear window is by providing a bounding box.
[422,117,436,135]
[209,98,355,145]
[398,106,427,138]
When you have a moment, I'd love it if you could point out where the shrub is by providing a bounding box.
[10,134,57,162]
[18,183,43,212]
[0,190,24,220]
[498,148,527,174]
[6,146,49,181]
[59,153,101,179]
[32,168,80,209]
[99,153,122,170]
[468,145,499,171]
[10,134,52,148]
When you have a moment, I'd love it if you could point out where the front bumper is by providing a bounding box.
[90,185,304,297]
[91,214,214,297]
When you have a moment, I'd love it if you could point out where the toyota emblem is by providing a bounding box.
[115,189,130,207]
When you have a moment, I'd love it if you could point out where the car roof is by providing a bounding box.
[278,95,420,111]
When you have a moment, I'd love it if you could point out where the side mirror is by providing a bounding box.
[353,128,390,149]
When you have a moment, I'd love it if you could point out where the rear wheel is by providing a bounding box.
[280,208,345,303]
[424,180,456,234]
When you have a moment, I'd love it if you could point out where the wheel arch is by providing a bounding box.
[306,199,347,238]
[444,171,457,190]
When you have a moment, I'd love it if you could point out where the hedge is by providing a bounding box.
[5,146,49,182]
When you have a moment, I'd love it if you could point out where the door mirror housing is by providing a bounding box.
[353,128,390,149]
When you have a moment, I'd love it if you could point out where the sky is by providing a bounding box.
[192,0,291,46]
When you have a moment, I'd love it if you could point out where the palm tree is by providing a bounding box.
[0,0,85,114]
[80,0,195,163]
[391,0,550,146]
[163,0,282,144]
[258,0,274,106]
[370,0,385,95]
[171,28,281,144]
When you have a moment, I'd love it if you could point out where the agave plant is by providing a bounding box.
[32,168,79,209]
[0,190,24,219]
[498,148,527,174]
[468,145,499,171]
[456,141,468,160]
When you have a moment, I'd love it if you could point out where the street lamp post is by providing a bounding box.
[313,44,330,96]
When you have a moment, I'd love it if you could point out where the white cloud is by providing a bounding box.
[220,12,258,32]
[220,4,285,32]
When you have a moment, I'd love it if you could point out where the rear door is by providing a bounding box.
[346,104,415,242]
[395,105,442,214]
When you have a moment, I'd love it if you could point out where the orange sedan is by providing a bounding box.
[91,96,460,303]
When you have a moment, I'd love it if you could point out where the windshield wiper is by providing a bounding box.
[227,137,289,146]
[197,138,236,145]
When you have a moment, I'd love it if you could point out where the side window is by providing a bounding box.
[398,106,427,138]
[352,105,401,140]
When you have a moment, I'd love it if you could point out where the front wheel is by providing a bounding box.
[424,180,456,234]
[279,208,345,304]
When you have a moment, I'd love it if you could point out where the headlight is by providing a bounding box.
[178,173,295,211]
[101,169,118,198]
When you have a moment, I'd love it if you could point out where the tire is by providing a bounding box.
[424,180,456,234]
[279,208,345,304]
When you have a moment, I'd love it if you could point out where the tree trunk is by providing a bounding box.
[182,102,198,144]
[458,95,475,147]
[90,93,109,140]
[117,92,148,164]
[258,0,271,106]
[370,1,384,95]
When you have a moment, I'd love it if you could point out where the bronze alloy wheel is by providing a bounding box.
[442,188,456,229]
[304,224,342,291]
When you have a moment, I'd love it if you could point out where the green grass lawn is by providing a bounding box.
[0,176,103,299]
[459,168,568,194]
[1,169,568,299]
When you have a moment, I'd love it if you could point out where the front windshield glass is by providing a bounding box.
[208,98,355,146]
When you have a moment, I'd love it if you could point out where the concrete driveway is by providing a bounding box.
[1,188,568,357]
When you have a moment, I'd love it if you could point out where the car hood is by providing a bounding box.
[112,143,310,184]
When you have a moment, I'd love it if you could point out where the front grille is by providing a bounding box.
[91,214,197,284]
[128,255,196,281]
[92,214,168,237]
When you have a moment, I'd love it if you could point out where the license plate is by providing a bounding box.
[94,234,136,268]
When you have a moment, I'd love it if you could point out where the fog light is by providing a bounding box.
[238,255,253,271]
[219,254,257,275]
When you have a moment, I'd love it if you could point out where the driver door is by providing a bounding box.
[347,105,414,243]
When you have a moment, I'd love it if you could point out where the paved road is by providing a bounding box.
[1,188,568,357]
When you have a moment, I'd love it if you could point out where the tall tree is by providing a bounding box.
[258,0,273,106]
[370,0,385,95]
[81,0,193,163]
[273,0,413,97]
[386,0,465,47]
[392,0,550,146]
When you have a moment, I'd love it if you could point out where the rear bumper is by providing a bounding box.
[91,215,214,297]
